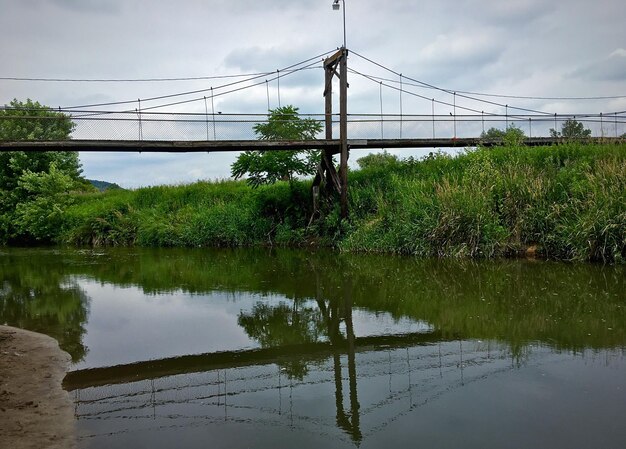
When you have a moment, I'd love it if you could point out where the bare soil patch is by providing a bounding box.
[0,325,76,449]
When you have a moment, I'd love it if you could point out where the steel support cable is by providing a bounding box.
[0,109,334,119]
[349,68,495,115]
[5,110,622,124]
[399,73,403,138]
[67,66,320,114]
[68,66,322,118]
[277,69,281,108]
[59,69,323,123]
[349,50,553,115]
[60,49,337,110]
[341,72,626,102]
[138,61,321,112]
[446,91,626,101]
[341,115,624,124]
[351,66,551,117]
[349,67,573,124]
[0,65,324,128]
[0,72,282,83]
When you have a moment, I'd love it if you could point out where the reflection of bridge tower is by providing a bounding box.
[317,282,362,443]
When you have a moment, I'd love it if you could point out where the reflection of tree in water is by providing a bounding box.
[69,247,625,354]
[238,291,362,443]
[238,301,326,379]
[0,253,89,362]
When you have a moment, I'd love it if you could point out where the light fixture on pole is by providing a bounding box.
[332,0,346,49]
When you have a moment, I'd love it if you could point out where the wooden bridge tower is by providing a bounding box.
[312,47,349,220]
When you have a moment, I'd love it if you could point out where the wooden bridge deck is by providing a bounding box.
[1,137,619,153]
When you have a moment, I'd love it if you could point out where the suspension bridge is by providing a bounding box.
[1,47,624,216]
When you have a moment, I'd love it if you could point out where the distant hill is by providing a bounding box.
[87,179,122,192]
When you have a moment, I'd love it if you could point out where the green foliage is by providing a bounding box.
[15,163,78,241]
[344,143,626,263]
[59,178,317,249]
[0,98,75,141]
[231,106,323,187]
[550,118,592,138]
[51,142,626,263]
[480,124,526,146]
[6,130,624,263]
[0,99,82,243]
[356,150,401,169]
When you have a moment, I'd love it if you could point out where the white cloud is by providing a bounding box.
[571,48,626,83]
[1,0,625,184]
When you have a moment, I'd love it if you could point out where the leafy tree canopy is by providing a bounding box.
[0,99,82,242]
[550,118,592,138]
[231,106,323,187]
[480,125,526,145]
[356,150,400,170]
[0,98,75,141]
[14,163,78,241]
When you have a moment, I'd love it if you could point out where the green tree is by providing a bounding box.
[481,125,526,145]
[231,105,323,187]
[15,163,78,241]
[550,118,592,138]
[0,98,75,140]
[356,150,400,169]
[0,99,82,242]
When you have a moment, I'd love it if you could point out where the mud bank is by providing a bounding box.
[0,325,75,449]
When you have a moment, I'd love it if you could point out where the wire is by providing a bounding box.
[0,72,278,83]
[350,50,553,115]
[343,71,626,102]
[130,63,321,112]
[349,67,491,115]
[60,66,321,119]
[449,90,626,101]
[62,49,335,110]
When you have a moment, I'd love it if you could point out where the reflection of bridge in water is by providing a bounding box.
[66,294,542,446]
[68,337,535,446]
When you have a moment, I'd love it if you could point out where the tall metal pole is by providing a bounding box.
[342,0,346,49]
[339,48,349,219]
[333,0,346,49]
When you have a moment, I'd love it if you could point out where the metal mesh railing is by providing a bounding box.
[1,110,624,142]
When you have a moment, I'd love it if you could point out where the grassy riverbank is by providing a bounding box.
[56,142,625,263]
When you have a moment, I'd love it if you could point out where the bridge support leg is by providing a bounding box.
[339,48,349,220]
[311,48,349,223]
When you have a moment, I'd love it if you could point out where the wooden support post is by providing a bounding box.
[312,49,344,218]
[339,48,349,220]
[325,61,333,142]
[324,58,340,194]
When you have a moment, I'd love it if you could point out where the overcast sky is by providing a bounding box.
[1,0,625,187]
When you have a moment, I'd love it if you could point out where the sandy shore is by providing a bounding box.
[0,325,76,449]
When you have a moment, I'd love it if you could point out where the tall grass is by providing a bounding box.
[343,142,626,263]
[56,142,625,263]
[61,179,316,248]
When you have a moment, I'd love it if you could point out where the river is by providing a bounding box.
[1,247,624,448]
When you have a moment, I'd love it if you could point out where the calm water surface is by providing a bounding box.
[1,247,624,449]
